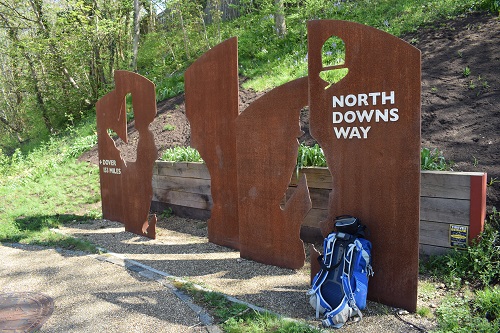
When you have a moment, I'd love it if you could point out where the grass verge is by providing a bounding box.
[175,281,322,333]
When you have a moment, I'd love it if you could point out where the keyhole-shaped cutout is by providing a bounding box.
[319,36,348,89]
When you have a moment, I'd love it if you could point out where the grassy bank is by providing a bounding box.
[0,116,101,251]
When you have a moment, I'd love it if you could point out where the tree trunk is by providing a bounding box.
[131,0,140,72]
[274,0,287,37]
[176,3,191,60]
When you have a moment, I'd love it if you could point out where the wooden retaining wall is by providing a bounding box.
[151,162,487,255]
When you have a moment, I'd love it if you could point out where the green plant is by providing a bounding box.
[296,143,327,169]
[420,217,500,288]
[159,208,173,219]
[488,207,500,230]
[473,155,479,167]
[435,290,500,332]
[176,281,249,323]
[475,286,500,322]
[175,281,321,332]
[163,124,175,131]
[67,134,98,158]
[483,0,500,14]
[462,66,471,77]
[161,146,203,162]
[488,177,499,187]
[0,119,102,252]
[223,311,322,333]
[416,306,433,318]
[421,147,452,171]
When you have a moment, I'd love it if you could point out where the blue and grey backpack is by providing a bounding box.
[307,215,373,328]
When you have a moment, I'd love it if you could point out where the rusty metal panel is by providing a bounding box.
[236,77,312,269]
[308,20,421,311]
[96,70,157,239]
[184,37,240,250]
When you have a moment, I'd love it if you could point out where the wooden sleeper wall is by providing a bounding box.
[151,162,487,255]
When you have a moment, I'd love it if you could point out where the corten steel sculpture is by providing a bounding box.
[308,20,421,311]
[96,70,158,238]
[236,77,312,269]
[184,37,240,250]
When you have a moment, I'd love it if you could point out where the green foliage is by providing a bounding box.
[163,124,176,131]
[159,208,173,219]
[2,0,493,150]
[421,147,452,171]
[67,134,98,158]
[0,114,101,251]
[232,0,494,91]
[0,114,97,180]
[2,214,99,253]
[223,310,322,333]
[416,306,433,318]
[435,291,500,333]
[297,144,327,169]
[160,145,455,173]
[420,210,500,288]
[482,0,500,14]
[160,146,203,162]
[0,0,132,152]
[475,286,500,322]
[176,280,321,332]
[176,282,248,323]
[156,75,185,102]
[463,66,471,77]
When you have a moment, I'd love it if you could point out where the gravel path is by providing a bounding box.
[54,216,435,332]
[0,243,217,333]
[0,216,437,332]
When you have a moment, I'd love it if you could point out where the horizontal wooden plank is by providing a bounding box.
[421,171,472,199]
[289,167,332,189]
[419,244,453,256]
[419,220,452,248]
[153,175,211,195]
[151,201,211,221]
[153,189,213,210]
[155,161,210,179]
[420,197,470,225]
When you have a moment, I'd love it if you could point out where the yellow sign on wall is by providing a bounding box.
[450,225,468,249]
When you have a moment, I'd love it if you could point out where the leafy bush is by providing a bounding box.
[67,134,98,158]
[421,147,452,171]
[161,145,456,173]
[297,143,327,169]
[155,75,185,102]
[160,146,203,162]
[475,286,500,322]
[421,210,500,288]
[483,0,500,14]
